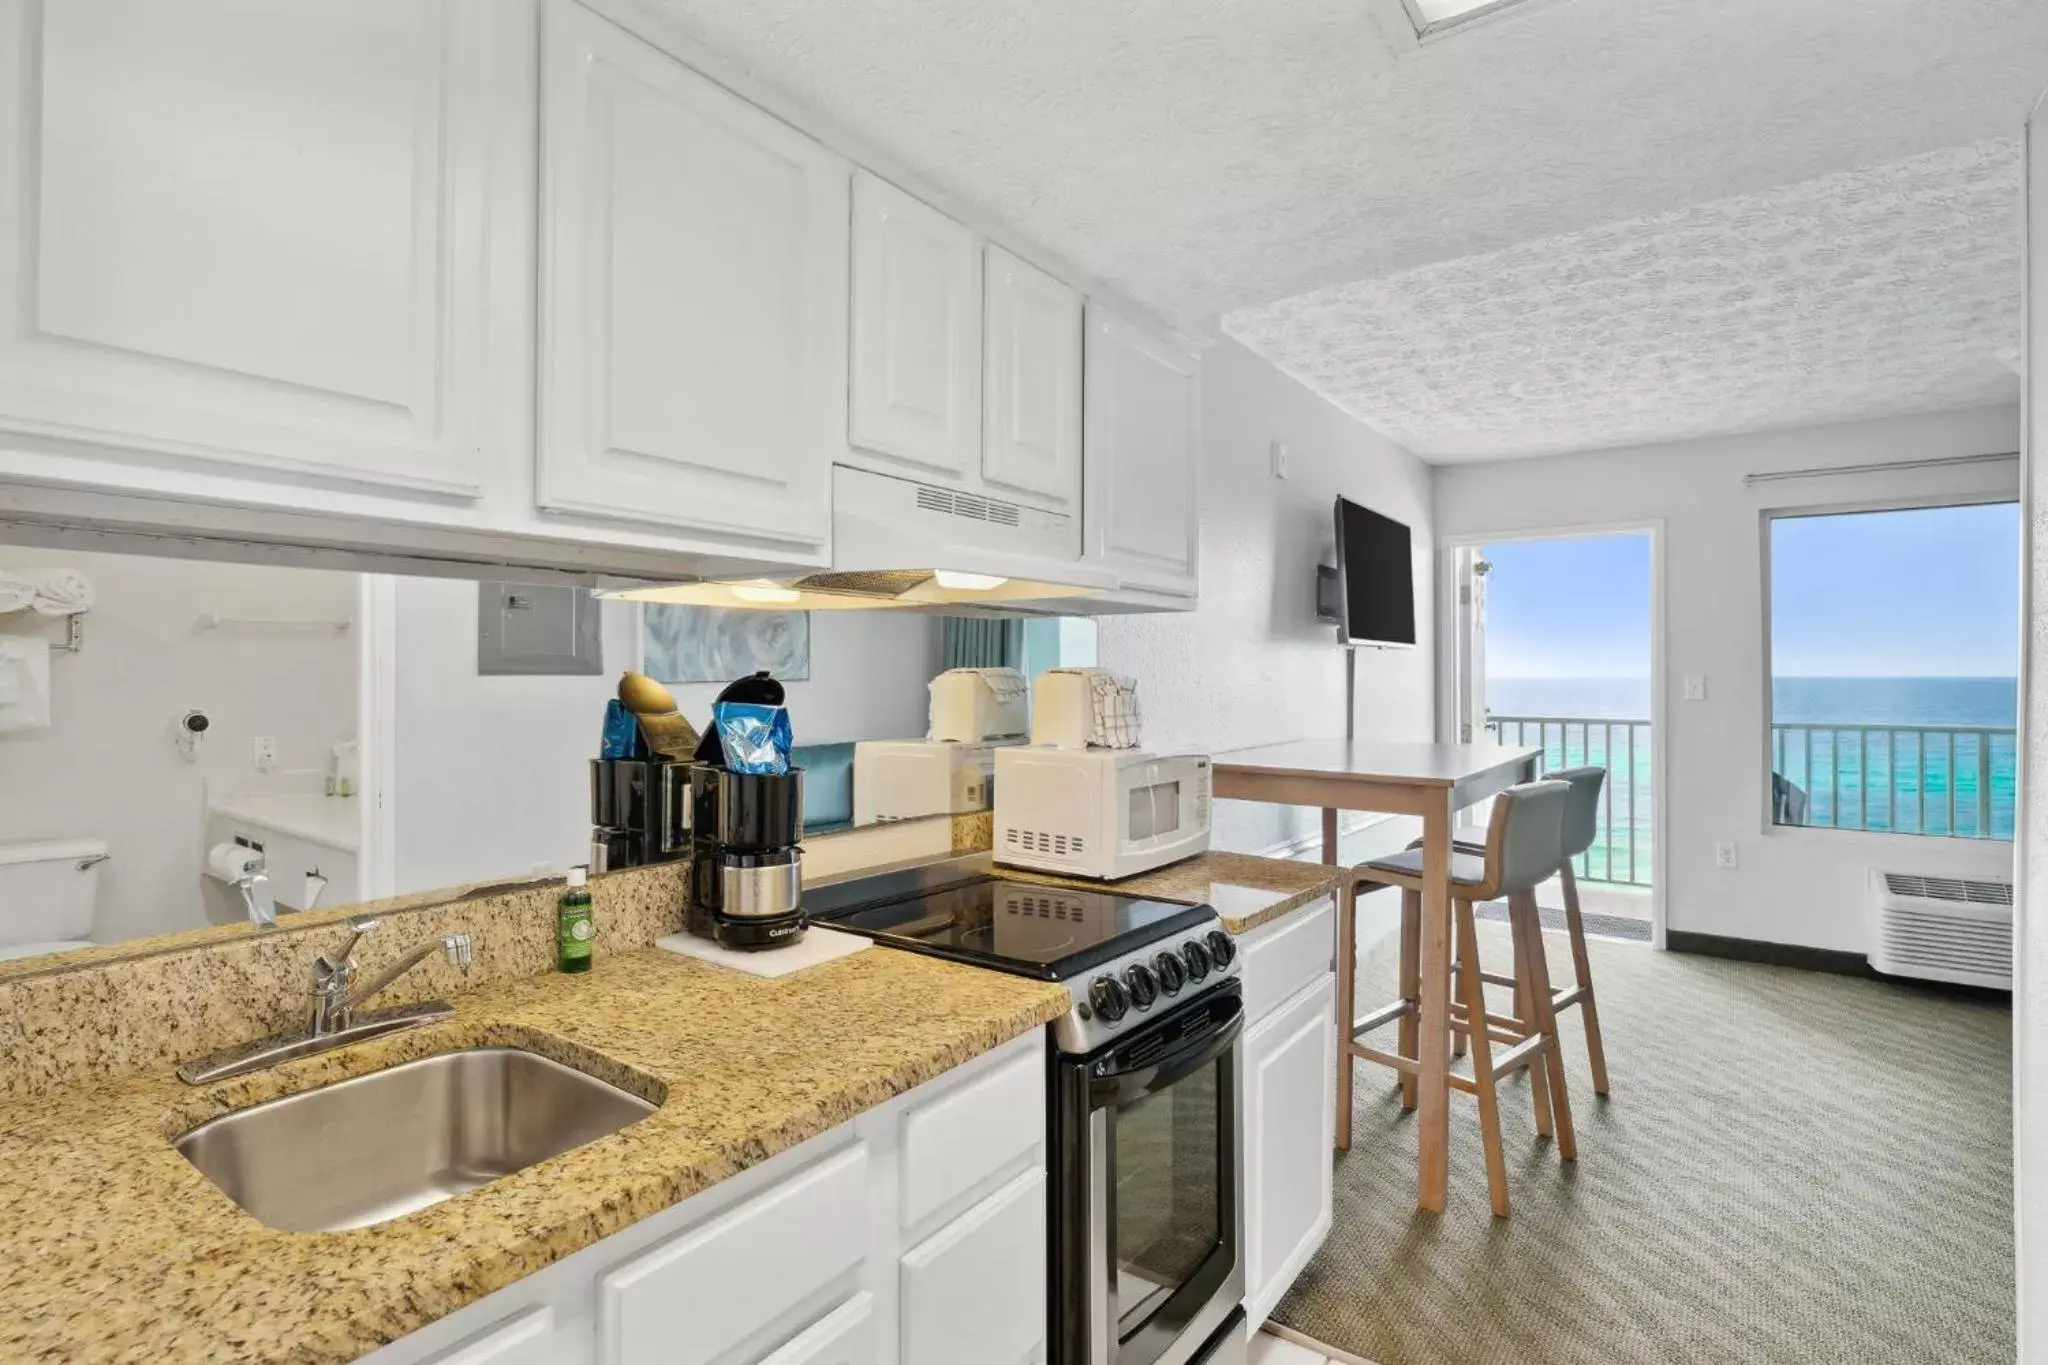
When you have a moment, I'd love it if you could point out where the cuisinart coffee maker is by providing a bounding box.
[684,764,806,950]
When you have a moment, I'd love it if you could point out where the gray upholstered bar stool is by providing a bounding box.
[1349,779,1573,1218]
[1446,765,1612,1097]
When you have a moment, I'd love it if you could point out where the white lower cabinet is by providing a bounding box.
[358,1030,1045,1365]
[762,1294,878,1365]
[1233,898,1338,1330]
[417,1309,555,1365]
[899,1169,1048,1365]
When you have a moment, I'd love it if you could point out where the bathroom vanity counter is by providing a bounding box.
[0,944,1066,1363]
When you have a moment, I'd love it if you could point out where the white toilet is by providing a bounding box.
[0,837,105,962]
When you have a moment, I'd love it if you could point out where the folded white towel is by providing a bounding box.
[30,567,93,616]
[0,637,50,732]
[0,573,32,615]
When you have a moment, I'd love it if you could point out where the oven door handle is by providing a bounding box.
[1088,995,1243,1107]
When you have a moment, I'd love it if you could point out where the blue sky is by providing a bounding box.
[1483,501,2020,680]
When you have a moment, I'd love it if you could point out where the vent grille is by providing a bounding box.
[1881,873,2012,906]
[914,484,1022,527]
[1004,828,1085,857]
[1870,870,2014,988]
[1002,894,1089,922]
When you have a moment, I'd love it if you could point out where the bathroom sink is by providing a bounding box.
[174,1047,658,1232]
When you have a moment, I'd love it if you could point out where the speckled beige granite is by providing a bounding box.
[0,946,1066,1364]
[951,807,993,851]
[1005,851,1342,935]
[0,862,689,1103]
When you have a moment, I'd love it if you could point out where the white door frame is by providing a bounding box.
[1436,519,1669,948]
[355,574,399,900]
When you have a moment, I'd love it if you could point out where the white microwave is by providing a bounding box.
[993,747,1211,880]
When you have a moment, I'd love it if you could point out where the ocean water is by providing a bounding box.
[1484,676,2019,883]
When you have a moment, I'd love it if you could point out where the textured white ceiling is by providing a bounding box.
[644,0,2046,459]
[646,0,2048,321]
[1223,140,2024,462]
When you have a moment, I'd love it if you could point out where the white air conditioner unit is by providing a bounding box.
[1867,870,2013,990]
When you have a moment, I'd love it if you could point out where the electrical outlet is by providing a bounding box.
[253,735,278,772]
[1270,439,1290,480]
[1714,841,1739,870]
[1684,676,1707,702]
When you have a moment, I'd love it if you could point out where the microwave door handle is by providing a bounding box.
[1089,1001,1244,1107]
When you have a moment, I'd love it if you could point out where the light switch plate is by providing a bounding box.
[1683,676,1707,702]
[1714,842,1739,870]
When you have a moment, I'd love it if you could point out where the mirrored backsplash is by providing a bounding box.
[0,535,1097,972]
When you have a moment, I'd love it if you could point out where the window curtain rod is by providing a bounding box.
[1742,450,2018,487]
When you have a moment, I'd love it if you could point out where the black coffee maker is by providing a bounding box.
[685,673,806,950]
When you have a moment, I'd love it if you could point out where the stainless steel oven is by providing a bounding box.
[1051,980,1246,1365]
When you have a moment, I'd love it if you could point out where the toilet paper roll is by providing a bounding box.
[206,842,264,883]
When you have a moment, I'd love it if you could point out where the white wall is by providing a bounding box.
[1098,337,1436,858]
[2017,93,2045,1365]
[388,581,939,894]
[1436,403,2023,954]
[0,547,357,945]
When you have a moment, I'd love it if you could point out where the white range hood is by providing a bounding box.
[601,466,1113,613]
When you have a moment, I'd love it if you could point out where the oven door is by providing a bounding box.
[1052,982,1245,1365]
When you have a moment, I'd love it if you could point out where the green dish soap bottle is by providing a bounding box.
[558,865,594,973]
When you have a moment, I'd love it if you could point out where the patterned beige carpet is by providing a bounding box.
[1272,921,2015,1365]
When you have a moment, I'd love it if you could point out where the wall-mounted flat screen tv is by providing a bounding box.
[1333,496,1416,648]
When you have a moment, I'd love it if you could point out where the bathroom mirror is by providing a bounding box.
[0,534,1095,973]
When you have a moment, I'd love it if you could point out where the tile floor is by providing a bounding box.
[1251,1326,1379,1365]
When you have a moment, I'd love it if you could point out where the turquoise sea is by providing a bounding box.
[1486,676,2019,887]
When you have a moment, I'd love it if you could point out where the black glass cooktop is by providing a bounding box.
[806,868,1210,981]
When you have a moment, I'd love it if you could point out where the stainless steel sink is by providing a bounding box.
[175,1047,658,1231]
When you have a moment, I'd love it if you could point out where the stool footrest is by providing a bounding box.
[1351,1041,1420,1076]
[1352,998,1416,1038]
[1490,1033,1550,1081]
[1553,984,1589,1011]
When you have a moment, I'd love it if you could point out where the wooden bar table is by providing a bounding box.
[1211,738,1541,1213]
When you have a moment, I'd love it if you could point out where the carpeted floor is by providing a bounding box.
[1271,921,2014,1365]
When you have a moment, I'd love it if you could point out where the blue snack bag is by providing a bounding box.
[600,699,647,760]
[713,701,793,775]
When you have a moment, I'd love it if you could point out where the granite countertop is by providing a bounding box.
[0,946,1066,1364]
[1007,850,1344,935]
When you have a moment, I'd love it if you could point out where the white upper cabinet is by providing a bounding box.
[0,0,505,498]
[538,0,844,548]
[1083,308,1201,596]
[982,246,1082,514]
[847,172,982,481]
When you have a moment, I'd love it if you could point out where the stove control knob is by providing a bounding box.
[1089,975,1131,1023]
[1123,962,1160,1011]
[1153,950,1187,995]
[1205,929,1237,969]
[1181,939,1213,981]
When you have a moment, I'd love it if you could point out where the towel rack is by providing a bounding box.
[193,613,351,635]
[0,610,84,653]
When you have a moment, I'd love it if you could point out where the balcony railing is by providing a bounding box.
[1485,715,1652,888]
[1770,723,2015,840]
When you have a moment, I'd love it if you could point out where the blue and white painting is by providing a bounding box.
[643,605,810,684]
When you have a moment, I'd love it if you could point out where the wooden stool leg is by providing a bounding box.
[1514,889,1576,1161]
[1510,900,1553,1139]
[1456,897,1511,1218]
[1451,943,1472,1060]
[1560,863,1611,1096]
[1396,888,1421,1111]
[1335,880,1358,1150]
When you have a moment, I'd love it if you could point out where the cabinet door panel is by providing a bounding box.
[761,1293,878,1365]
[421,1309,555,1365]
[982,246,1081,512]
[1083,309,1199,595]
[1242,973,1336,1327]
[598,1144,869,1365]
[0,0,501,496]
[900,1168,1047,1365]
[848,172,980,479]
[539,0,841,545]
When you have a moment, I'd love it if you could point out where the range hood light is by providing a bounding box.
[729,583,801,604]
[932,570,1009,591]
